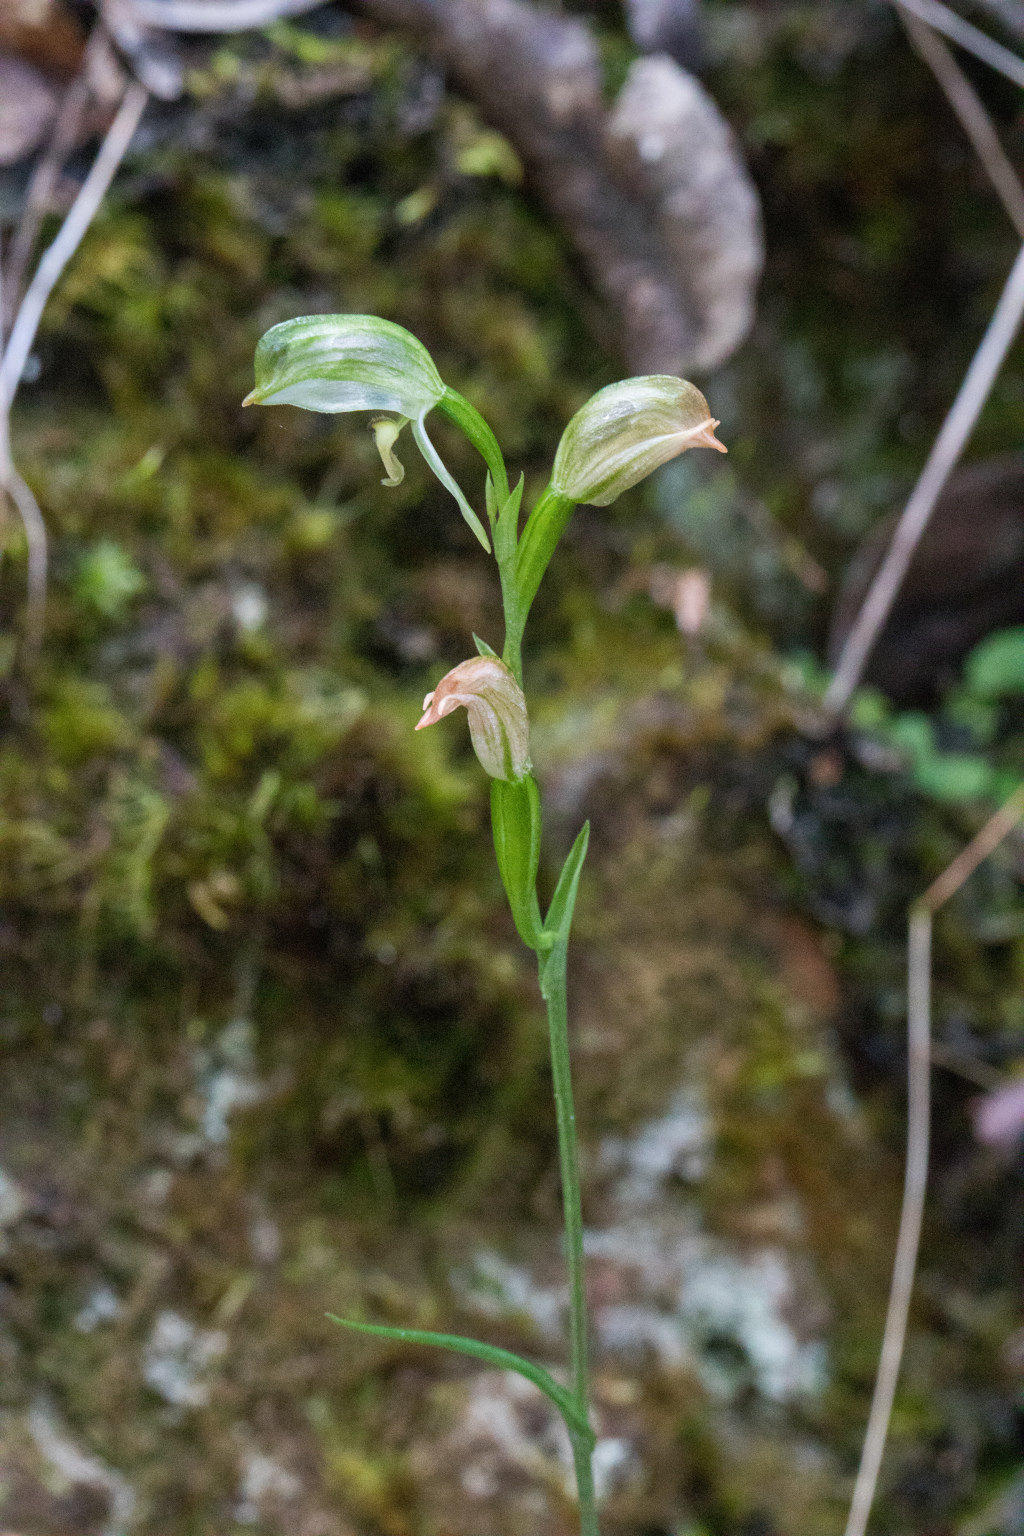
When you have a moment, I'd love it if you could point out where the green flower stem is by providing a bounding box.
[515,484,577,616]
[491,776,543,949]
[492,475,527,686]
[445,375,597,1531]
[540,938,598,1536]
[570,1432,600,1536]
[500,580,526,686]
[500,473,579,698]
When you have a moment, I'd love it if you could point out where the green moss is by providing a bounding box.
[3,9,1024,1534]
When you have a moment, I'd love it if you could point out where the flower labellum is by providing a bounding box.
[416,656,531,782]
[550,375,725,507]
[243,313,491,552]
[370,416,407,487]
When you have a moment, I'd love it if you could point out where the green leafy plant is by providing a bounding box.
[245,312,726,1535]
[851,625,1024,809]
[73,539,146,621]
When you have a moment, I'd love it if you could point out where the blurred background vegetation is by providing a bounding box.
[3,2,1024,1533]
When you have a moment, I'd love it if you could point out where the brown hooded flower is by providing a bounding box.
[415,656,531,782]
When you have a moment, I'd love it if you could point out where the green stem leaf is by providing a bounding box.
[542,823,590,956]
[491,774,543,948]
[496,473,524,570]
[326,1314,594,1445]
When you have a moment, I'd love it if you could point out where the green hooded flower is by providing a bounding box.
[244,314,490,550]
[550,375,725,507]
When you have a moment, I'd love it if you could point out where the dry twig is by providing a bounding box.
[897,0,1024,87]
[0,76,149,654]
[0,82,150,413]
[1,0,343,650]
[0,38,104,341]
[0,235,47,654]
[844,906,932,1536]
[826,6,1024,714]
[845,783,1024,1536]
[828,6,1024,711]
[127,0,328,25]
[900,6,1024,237]
[922,782,1024,909]
[970,0,1024,44]
[825,240,1024,714]
[0,456,49,657]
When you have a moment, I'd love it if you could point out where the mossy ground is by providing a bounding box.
[2,5,1024,1534]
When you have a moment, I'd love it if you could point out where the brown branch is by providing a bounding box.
[344,0,762,375]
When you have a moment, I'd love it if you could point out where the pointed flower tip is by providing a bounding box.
[414,657,530,780]
[695,418,727,453]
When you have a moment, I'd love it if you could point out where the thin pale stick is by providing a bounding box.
[0,236,8,556]
[0,231,5,466]
[968,0,1024,43]
[896,0,1024,88]
[0,269,47,651]
[825,240,1024,714]
[0,78,147,654]
[0,81,149,412]
[3,70,94,339]
[846,783,1024,1536]
[844,906,932,1536]
[900,7,1024,237]
[930,1041,1005,1090]
[922,781,1024,909]
[0,463,49,656]
[126,0,328,28]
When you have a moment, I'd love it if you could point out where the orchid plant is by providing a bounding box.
[245,314,725,1535]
